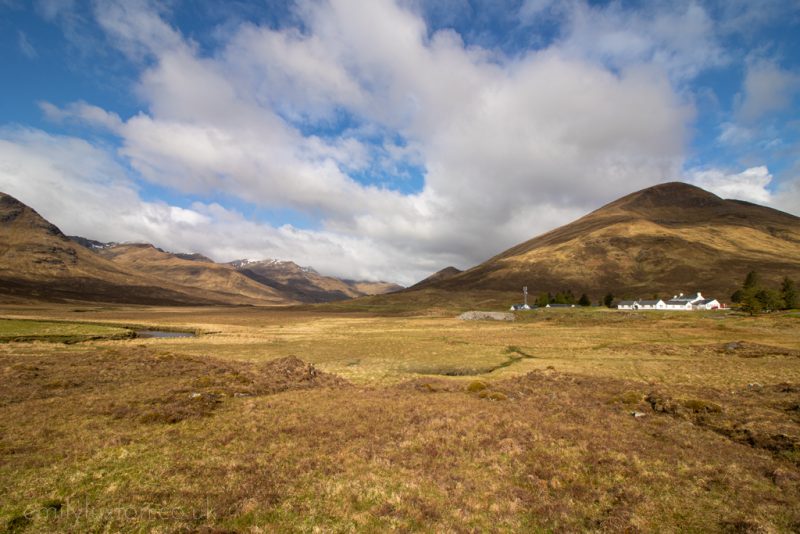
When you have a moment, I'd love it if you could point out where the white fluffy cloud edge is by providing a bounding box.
[1,0,798,286]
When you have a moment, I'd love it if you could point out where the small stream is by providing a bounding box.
[135,330,195,339]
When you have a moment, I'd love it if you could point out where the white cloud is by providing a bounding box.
[40,100,123,131]
[689,165,773,204]
[717,122,754,145]
[93,0,185,60]
[16,0,730,283]
[555,1,728,82]
[688,164,800,217]
[17,30,38,59]
[736,60,800,123]
[772,177,800,216]
[0,127,451,284]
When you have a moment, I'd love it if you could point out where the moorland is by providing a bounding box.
[1,303,799,532]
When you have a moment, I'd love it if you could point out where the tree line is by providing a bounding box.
[731,271,797,314]
[534,290,593,307]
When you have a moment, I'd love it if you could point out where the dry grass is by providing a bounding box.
[0,304,799,532]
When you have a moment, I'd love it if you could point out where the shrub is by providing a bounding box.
[467,380,488,392]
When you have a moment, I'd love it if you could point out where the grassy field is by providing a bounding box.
[0,318,134,343]
[1,303,799,532]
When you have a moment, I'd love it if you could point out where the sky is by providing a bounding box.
[0,0,799,285]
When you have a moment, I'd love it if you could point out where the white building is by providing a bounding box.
[617,300,637,310]
[693,298,721,310]
[618,292,721,311]
[638,299,666,310]
[664,292,703,310]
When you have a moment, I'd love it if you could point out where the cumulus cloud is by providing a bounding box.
[72,0,690,269]
[687,165,799,216]
[39,100,124,131]
[689,166,774,203]
[555,1,728,81]
[736,60,800,123]
[18,0,758,284]
[0,127,454,284]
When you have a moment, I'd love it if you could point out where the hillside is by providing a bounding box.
[0,193,228,305]
[411,182,800,300]
[408,266,463,290]
[96,244,291,306]
[231,259,402,303]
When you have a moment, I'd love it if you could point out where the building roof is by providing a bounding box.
[638,299,663,305]
[618,300,637,305]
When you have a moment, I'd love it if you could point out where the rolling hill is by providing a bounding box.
[0,193,234,305]
[407,266,463,290]
[231,259,402,303]
[0,192,397,305]
[95,244,290,305]
[410,182,800,300]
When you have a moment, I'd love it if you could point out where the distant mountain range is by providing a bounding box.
[408,182,800,300]
[230,259,401,303]
[0,192,401,305]
[3,182,798,306]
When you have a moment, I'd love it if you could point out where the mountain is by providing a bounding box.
[68,236,116,250]
[408,266,463,290]
[95,244,291,305]
[410,182,800,300]
[174,252,214,263]
[0,193,231,305]
[230,259,402,303]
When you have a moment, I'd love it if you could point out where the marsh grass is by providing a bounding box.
[0,318,133,343]
[0,304,799,531]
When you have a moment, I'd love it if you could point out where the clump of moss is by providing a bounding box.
[467,380,488,393]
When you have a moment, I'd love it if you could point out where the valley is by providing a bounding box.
[1,304,799,531]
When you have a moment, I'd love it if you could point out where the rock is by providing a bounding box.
[631,411,647,418]
[457,311,515,321]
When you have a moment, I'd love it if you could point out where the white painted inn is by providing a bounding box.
[617,293,721,311]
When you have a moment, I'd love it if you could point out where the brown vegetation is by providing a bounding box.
[410,182,800,300]
[1,305,799,531]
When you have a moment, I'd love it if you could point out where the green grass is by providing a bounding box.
[0,318,133,343]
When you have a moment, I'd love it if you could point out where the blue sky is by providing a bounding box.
[0,0,799,284]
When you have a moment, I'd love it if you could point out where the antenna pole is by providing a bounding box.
[523,286,528,307]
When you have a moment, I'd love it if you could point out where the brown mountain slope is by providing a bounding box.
[96,245,292,306]
[231,259,402,303]
[0,193,229,305]
[408,266,463,290]
[414,182,800,299]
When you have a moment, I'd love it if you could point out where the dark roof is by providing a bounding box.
[638,300,662,305]
[695,299,717,305]
[618,300,637,305]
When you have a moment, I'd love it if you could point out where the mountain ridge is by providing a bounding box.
[409,182,800,299]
